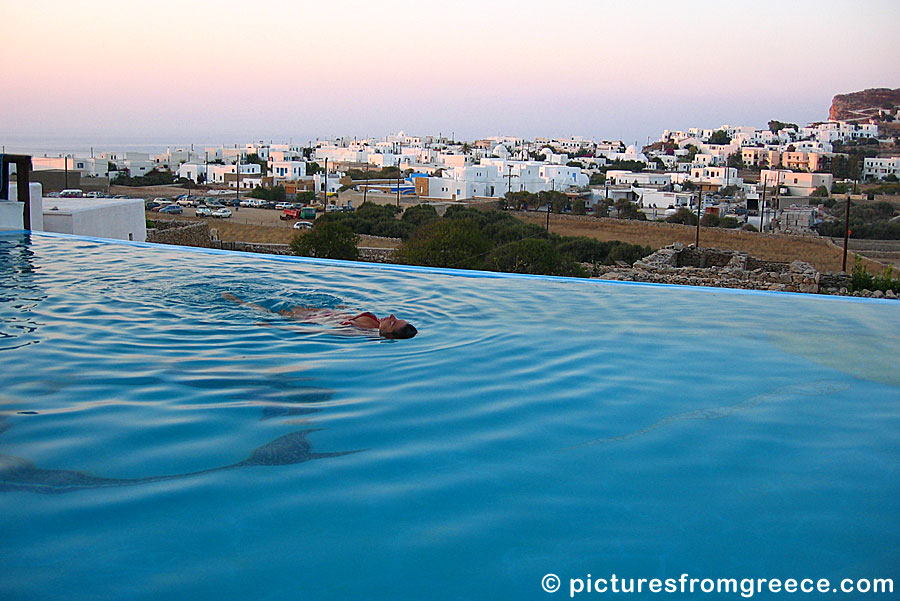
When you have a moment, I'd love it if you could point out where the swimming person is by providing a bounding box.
[223,293,418,339]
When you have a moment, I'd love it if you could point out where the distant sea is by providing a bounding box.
[1,133,245,158]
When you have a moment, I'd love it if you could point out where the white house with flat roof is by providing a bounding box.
[760,170,833,197]
[605,171,671,187]
[415,159,588,200]
[177,162,208,183]
[689,167,741,190]
[863,157,900,180]
[271,160,307,181]
[208,163,261,184]
[32,156,112,177]
[42,196,146,241]
[800,121,879,144]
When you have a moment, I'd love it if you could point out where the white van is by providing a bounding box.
[59,189,84,198]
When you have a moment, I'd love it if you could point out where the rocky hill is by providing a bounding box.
[829,88,900,136]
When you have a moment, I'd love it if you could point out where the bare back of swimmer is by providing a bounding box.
[223,293,417,339]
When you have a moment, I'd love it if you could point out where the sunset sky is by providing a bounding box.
[3,0,899,147]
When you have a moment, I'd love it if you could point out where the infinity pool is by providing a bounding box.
[1,232,898,600]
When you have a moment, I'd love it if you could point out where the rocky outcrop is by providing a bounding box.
[829,88,900,135]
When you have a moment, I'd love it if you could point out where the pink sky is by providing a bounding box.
[3,0,899,145]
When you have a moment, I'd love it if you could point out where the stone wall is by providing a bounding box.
[146,219,211,247]
[602,244,821,293]
[359,247,397,263]
[212,241,292,255]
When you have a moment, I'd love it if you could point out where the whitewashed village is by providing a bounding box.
[5,89,900,297]
[27,118,898,229]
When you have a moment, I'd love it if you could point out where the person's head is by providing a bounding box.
[378,314,417,339]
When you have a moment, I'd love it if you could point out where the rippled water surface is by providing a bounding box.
[1,233,898,600]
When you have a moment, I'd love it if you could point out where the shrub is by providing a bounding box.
[666,208,698,225]
[554,237,652,265]
[396,219,492,270]
[401,204,439,227]
[290,221,359,260]
[484,238,588,277]
[700,213,720,227]
[718,216,740,229]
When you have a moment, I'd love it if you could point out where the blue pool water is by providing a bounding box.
[1,232,898,600]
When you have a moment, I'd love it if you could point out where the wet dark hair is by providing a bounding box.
[384,323,417,339]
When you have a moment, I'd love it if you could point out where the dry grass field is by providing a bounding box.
[514,212,884,273]
[147,208,401,249]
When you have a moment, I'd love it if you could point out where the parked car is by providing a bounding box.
[275,202,292,210]
[195,207,213,217]
[212,208,232,218]
[239,199,254,207]
[325,204,339,213]
[293,221,313,230]
[144,200,161,211]
[159,205,183,215]
[206,201,225,209]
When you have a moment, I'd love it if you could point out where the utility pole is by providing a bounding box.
[236,153,241,204]
[758,178,768,233]
[363,163,369,205]
[842,187,852,271]
[396,160,401,207]
[546,196,551,232]
[507,164,512,205]
[695,189,702,247]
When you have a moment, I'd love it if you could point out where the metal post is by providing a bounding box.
[236,153,241,203]
[545,200,550,232]
[64,156,69,188]
[396,161,401,207]
[323,157,328,204]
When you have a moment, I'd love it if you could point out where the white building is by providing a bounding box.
[863,157,900,180]
[32,156,112,177]
[416,159,588,200]
[634,189,694,209]
[799,121,879,144]
[270,160,307,181]
[760,170,833,197]
[42,196,146,241]
[689,167,741,190]
[177,162,208,183]
[605,171,671,187]
[208,163,261,184]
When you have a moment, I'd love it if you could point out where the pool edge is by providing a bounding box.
[8,229,898,305]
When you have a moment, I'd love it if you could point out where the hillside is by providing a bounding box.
[829,88,900,136]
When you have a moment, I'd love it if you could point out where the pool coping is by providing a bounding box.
[5,229,898,305]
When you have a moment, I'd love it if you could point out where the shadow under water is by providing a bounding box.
[0,422,361,495]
